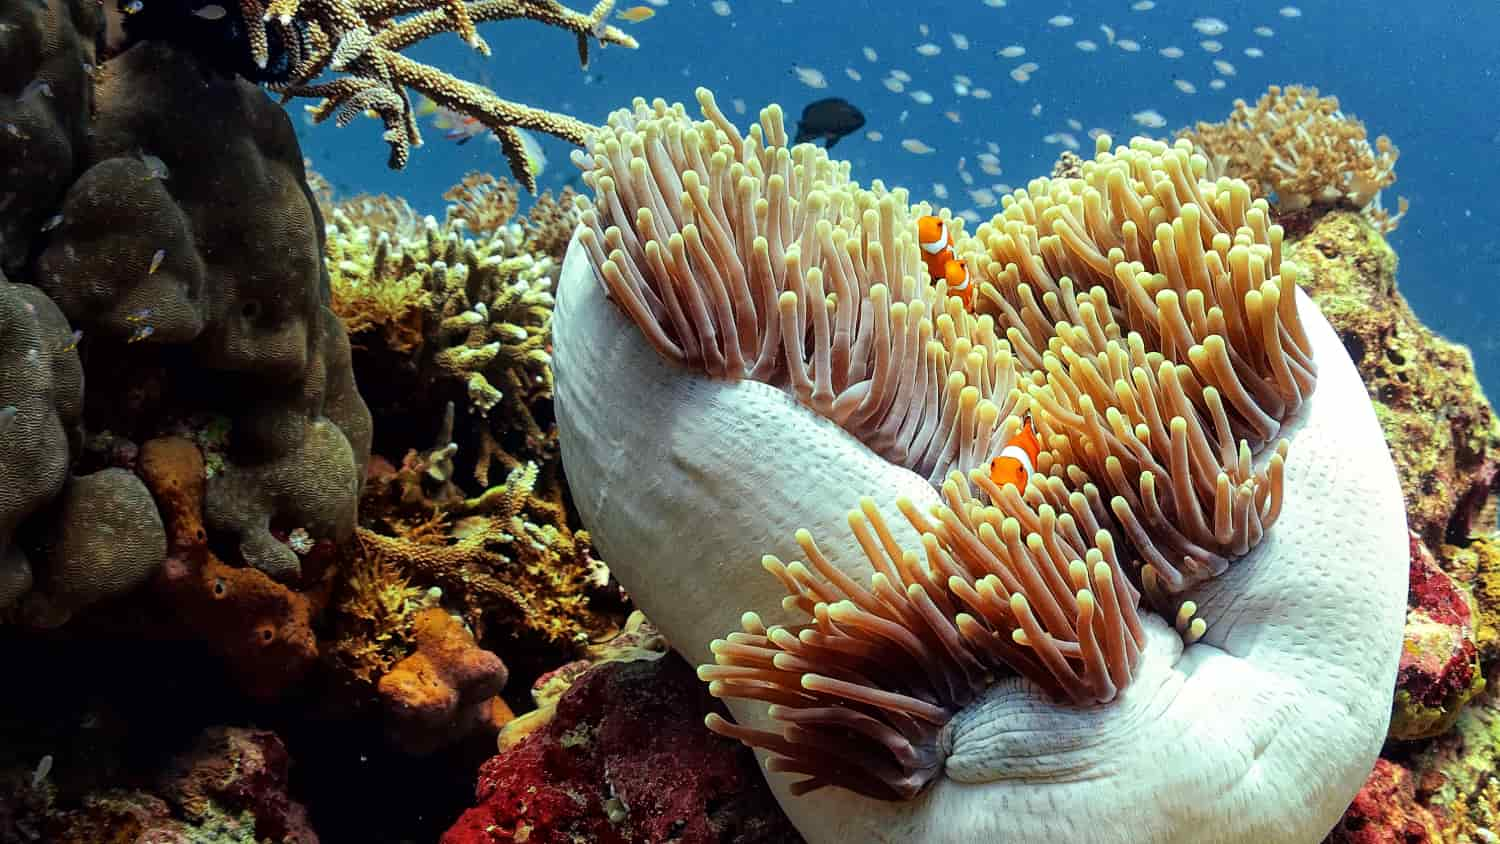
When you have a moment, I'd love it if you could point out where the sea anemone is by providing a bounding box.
[553,90,1408,843]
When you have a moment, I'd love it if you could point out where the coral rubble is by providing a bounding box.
[42,727,318,843]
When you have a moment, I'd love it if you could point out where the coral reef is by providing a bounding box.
[442,653,803,844]
[496,609,665,750]
[142,436,324,701]
[2,33,371,698]
[28,467,166,625]
[0,282,83,613]
[1326,758,1446,844]
[1181,84,1407,233]
[1279,209,1500,843]
[554,90,1406,842]
[352,455,616,662]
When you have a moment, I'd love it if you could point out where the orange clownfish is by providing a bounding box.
[943,258,973,310]
[917,215,954,282]
[989,414,1042,491]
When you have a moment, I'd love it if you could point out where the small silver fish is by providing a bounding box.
[139,151,169,180]
[122,0,144,13]
[128,324,154,343]
[40,213,63,232]
[148,248,166,274]
[31,755,52,788]
[192,3,226,19]
[20,79,53,99]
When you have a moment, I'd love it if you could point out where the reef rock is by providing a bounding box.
[1391,531,1484,742]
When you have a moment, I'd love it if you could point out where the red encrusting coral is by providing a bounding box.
[442,654,803,844]
[1389,532,1485,741]
[1326,758,1447,843]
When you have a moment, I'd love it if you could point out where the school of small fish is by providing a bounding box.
[631,0,1303,236]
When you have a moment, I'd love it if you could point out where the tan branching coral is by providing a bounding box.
[263,0,638,185]
[569,90,1318,802]
[1181,83,1407,231]
[325,181,569,468]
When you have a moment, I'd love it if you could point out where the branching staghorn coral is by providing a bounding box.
[553,90,1409,842]
[258,0,637,185]
[1181,83,1407,232]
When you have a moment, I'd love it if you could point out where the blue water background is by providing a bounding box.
[298,0,1500,402]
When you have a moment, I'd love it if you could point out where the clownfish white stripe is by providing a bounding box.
[921,221,949,253]
[999,444,1034,476]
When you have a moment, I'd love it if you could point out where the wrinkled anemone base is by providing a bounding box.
[553,232,1408,843]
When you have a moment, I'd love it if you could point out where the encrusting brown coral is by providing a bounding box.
[1181,83,1407,233]
[570,90,1311,800]
[263,0,638,186]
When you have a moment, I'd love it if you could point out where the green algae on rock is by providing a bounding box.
[1291,211,1500,549]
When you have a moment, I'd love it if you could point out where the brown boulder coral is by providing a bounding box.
[0,283,82,610]
[29,39,371,585]
[0,0,99,274]
[553,91,1408,842]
